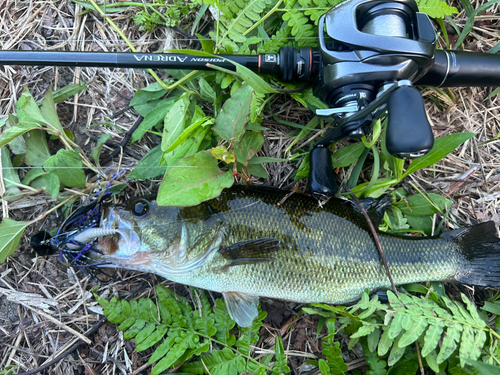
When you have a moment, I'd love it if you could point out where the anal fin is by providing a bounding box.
[218,238,280,267]
[223,291,259,327]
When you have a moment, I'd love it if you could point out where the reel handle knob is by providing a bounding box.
[308,146,338,197]
[386,86,434,159]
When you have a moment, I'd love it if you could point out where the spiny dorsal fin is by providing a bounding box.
[222,291,259,327]
[354,196,393,229]
[218,238,280,267]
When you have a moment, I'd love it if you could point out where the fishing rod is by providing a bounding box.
[2,0,500,197]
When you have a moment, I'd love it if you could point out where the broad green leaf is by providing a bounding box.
[318,359,331,375]
[44,149,86,188]
[213,84,253,143]
[481,301,500,316]
[406,215,433,235]
[1,148,21,190]
[387,348,418,375]
[132,99,176,143]
[461,293,486,327]
[398,193,451,216]
[129,145,166,180]
[0,123,37,149]
[51,82,87,103]
[16,88,48,126]
[3,115,26,154]
[401,133,475,179]
[248,163,267,178]
[424,350,441,373]
[367,328,381,353]
[158,150,234,207]
[199,77,216,102]
[163,126,210,173]
[22,167,45,185]
[43,171,60,199]
[234,131,264,166]
[163,116,213,153]
[463,359,500,375]
[40,87,64,135]
[161,94,191,152]
[331,142,366,168]
[0,218,30,263]
[25,130,51,166]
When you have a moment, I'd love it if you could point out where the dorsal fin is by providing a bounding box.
[353,196,393,229]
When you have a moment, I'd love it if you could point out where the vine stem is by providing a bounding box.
[341,182,398,295]
[242,0,284,37]
[29,193,80,224]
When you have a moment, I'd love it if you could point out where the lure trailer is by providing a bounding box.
[4,0,500,198]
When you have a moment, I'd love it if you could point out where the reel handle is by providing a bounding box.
[385,86,434,158]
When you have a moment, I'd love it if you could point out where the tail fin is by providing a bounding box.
[445,221,500,287]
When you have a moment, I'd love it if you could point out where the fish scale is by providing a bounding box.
[91,185,500,326]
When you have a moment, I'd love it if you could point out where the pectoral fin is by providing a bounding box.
[223,291,259,327]
[218,238,280,267]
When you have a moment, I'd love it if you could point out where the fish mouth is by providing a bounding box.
[70,206,141,260]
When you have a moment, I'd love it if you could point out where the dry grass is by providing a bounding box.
[0,0,500,374]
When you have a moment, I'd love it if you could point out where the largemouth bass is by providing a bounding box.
[62,186,500,327]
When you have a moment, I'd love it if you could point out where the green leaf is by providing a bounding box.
[398,193,451,216]
[3,115,26,154]
[0,218,30,263]
[272,336,290,374]
[436,323,462,364]
[44,149,86,188]
[331,142,366,168]
[213,84,254,143]
[0,123,37,149]
[234,131,264,166]
[43,171,60,199]
[161,94,191,152]
[132,99,176,143]
[16,88,48,126]
[40,87,65,135]
[25,130,51,166]
[401,133,475,179]
[421,320,444,357]
[398,318,428,347]
[170,49,277,94]
[51,82,87,103]
[463,359,500,375]
[481,301,500,316]
[199,77,216,102]
[1,148,21,190]
[158,150,234,206]
[387,335,405,366]
[129,145,166,180]
[91,133,111,167]
[163,116,213,154]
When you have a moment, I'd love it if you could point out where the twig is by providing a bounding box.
[16,316,107,375]
[341,183,398,295]
[415,341,425,375]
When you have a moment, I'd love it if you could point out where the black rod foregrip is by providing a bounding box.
[0,50,260,71]
[417,50,500,87]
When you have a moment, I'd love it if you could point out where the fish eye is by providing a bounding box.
[131,200,149,217]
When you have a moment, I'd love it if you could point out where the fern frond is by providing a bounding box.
[211,0,274,48]
[310,291,499,372]
[416,0,458,19]
[282,9,315,47]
